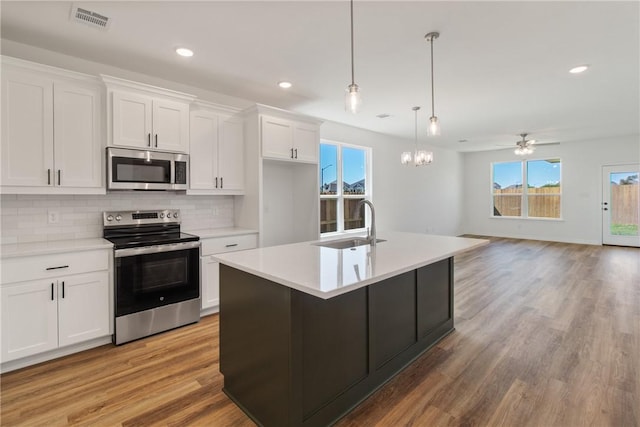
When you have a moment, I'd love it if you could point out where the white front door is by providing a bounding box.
[602,164,639,247]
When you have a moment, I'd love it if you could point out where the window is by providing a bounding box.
[320,141,371,234]
[492,159,561,219]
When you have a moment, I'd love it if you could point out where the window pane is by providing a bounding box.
[493,195,522,217]
[610,172,639,236]
[342,147,366,195]
[528,195,561,218]
[320,144,337,195]
[344,198,365,230]
[493,162,522,217]
[321,198,338,233]
[527,159,561,193]
[493,162,522,194]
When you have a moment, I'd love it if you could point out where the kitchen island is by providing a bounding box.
[214,232,488,427]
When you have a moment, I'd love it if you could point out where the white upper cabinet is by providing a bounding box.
[188,102,244,194]
[103,75,194,153]
[260,112,320,163]
[0,57,103,194]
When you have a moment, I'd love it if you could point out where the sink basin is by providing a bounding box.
[314,237,386,250]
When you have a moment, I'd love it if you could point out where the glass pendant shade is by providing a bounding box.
[414,150,434,165]
[401,151,413,165]
[428,116,440,136]
[514,146,534,156]
[345,83,362,114]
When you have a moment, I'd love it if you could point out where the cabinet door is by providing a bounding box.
[112,91,152,149]
[152,99,189,152]
[218,117,244,191]
[58,271,110,347]
[53,83,103,188]
[1,69,54,187]
[293,123,319,163]
[189,111,219,190]
[261,116,293,160]
[1,280,58,362]
[201,256,220,309]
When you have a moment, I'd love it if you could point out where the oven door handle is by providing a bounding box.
[114,241,201,258]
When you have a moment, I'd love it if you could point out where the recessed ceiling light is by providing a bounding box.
[569,65,589,74]
[278,81,292,89]
[176,48,194,57]
[376,113,392,119]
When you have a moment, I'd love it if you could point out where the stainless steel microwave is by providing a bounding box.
[107,147,188,190]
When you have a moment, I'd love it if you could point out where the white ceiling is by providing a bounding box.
[1,1,639,152]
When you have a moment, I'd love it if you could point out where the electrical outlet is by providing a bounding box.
[48,210,60,224]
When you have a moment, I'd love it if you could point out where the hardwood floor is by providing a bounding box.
[2,237,638,426]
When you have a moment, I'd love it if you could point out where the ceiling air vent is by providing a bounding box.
[70,5,111,31]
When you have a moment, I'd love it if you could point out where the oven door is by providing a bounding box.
[114,241,200,317]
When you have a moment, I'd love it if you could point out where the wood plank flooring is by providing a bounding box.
[1,237,638,426]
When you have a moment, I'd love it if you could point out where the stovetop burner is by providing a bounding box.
[102,209,199,249]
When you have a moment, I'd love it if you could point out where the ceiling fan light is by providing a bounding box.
[345,83,362,114]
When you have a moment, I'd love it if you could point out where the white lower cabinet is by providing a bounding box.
[1,249,110,364]
[200,233,257,311]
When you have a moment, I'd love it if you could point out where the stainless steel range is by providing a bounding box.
[103,209,201,345]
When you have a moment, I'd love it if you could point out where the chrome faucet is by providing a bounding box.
[356,200,377,246]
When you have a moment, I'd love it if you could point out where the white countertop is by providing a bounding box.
[184,227,258,240]
[214,232,489,299]
[0,238,113,259]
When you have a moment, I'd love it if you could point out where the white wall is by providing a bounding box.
[320,121,465,237]
[462,135,640,245]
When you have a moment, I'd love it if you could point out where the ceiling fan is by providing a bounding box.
[514,133,535,155]
[495,133,560,154]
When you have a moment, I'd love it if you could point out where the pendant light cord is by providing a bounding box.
[350,0,355,85]
[429,36,435,117]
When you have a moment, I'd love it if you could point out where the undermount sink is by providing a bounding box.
[314,237,386,250]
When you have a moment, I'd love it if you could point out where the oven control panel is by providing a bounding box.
[103,209,180,227]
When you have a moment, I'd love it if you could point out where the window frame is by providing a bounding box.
[320,139,372,236]
[491,158,563,220]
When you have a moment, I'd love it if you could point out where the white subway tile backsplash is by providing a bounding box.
[0,193,235,242]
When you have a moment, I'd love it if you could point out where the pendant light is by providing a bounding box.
[345,0,362,113]
[425,32,440,136]
[401,106,433,166]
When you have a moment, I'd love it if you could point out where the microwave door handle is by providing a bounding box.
[170,160,176,185]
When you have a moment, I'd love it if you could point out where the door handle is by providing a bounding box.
[290,148,294,158]
[603,207,609,211]
[51,283,54,301]
[57,170,61,186]
[294,148,298,159]
[47,169,51,185]
[61,281,65,298]
[220,177,223,188]
[155,134,158,148]
[148,133,151,147]
[215,177,218,188]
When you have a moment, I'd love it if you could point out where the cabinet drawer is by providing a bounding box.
[201,234,257,256]
[1,250,109,284]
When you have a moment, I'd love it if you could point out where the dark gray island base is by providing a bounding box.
[220,257,454,427]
